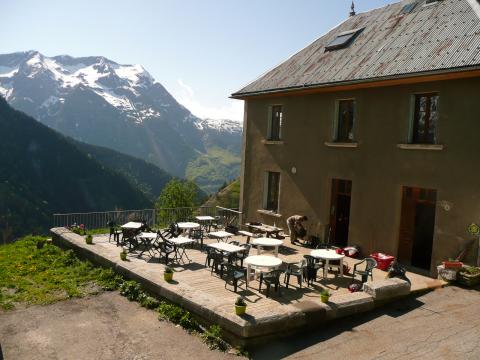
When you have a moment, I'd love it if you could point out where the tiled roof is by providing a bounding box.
[232,0,480,97]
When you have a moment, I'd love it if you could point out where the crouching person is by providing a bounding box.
[286,215,308,244]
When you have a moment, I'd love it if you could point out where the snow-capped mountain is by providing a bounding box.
[0,51,242,189]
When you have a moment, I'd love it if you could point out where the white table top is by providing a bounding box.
[138,232,158,239]
[121,222,143,229]
[208,242,244,253]
[252,238,284,247]
[209,231,234,238]
[168,236,196,245]
[177,222,200,229]
[244,255,283,268]
[310,249,345,260]
[195,216,215,221]
[247,223,283,232]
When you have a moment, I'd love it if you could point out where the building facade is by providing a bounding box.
[233,0,480,274]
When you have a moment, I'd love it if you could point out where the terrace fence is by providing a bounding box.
[52,206,241,231]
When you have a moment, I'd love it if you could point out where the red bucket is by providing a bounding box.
[370,252,395,271]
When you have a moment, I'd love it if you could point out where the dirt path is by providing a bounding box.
[0,292,236,360]
[250,286,480,359]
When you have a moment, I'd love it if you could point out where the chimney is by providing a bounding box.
[350,1,356,16]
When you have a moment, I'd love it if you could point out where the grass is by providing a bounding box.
[0,235,118,310]
[186,147,241,194]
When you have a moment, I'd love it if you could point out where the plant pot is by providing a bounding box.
[85,236,93,245]
[443,261,463,269]
[235,305,247,315]
[457,271,480,287]
[164,272,173,282]
[320,295,330,303]
[120,252,127,261]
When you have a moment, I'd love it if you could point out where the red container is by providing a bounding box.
[336,248,344,255]
[442,261,463,269]
[370,252,395,271]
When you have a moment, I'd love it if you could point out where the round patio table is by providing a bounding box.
[244,255,283,287]
[252,238,284,257]
[310,249,345,278]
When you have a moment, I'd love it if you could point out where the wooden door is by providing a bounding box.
[329,179,352,247]
[398,187,437,269]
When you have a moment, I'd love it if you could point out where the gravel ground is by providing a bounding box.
[249,285,480,359]
[0,292,236,360]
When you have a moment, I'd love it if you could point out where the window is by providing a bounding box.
[335,99,356,142]
[268,105,283,140]
[325,28,364,51]
[400,2,416,14]
[412,93,439,144]
[264,171,280,212]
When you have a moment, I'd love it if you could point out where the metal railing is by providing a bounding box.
[52,206,241,230]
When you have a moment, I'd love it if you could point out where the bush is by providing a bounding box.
[179,311,200,332]
[119,280,142,301]
[201,325,227,351]
[96,268,123,291]
[138,293,160,310]
[157,301,185,323]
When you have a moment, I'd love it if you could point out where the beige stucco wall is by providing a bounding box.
[240,76,480,274]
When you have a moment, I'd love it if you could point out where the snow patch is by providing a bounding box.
[0,66,19,77]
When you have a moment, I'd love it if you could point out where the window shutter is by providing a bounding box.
[262,172,269,209]
[407,95,415,143]
[267,106,273,139]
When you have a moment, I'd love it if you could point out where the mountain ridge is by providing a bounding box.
[0,50,242,192]
[0,96,151,242]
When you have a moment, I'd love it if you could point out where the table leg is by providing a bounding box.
[274,246,278,257]
[257,246,261,255]
[324,260,329,278]
[246,265,251,288]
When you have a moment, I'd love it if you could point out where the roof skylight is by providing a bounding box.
[401,3,417,14]
[325,28,364,51]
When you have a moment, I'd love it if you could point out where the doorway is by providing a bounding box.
[397,187,437,270]
[329,179,352,247]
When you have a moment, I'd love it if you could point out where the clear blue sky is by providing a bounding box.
[2,0,398,120]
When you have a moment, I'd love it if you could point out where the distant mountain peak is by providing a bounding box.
[0,50,242,189]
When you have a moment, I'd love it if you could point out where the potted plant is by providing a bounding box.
[235,296,247,315]
[85,234,93,245]
[120,250,128,261]
[320,289,331,303]
[457,266,480,287]
[164,267,174,282]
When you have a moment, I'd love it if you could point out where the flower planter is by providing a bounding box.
[235,305,247,315]
[457,268,480,287]
[164,272,173,282]
[443,261,463,269]
[120,252,128,261]
[320,295,330,303]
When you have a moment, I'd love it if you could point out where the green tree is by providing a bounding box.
[155,179,197,209]
[155,179,198,225]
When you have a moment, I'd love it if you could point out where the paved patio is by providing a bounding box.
[51,227,444,342]
[90,231,441,297]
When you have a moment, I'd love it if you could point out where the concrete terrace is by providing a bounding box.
[51,227,444,343]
